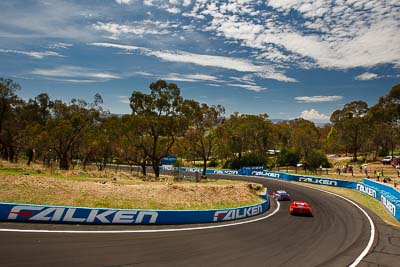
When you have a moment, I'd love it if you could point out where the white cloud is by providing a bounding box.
[295,95,343,103]
[185,74,218,81]
[194,1,400,70]
[92,21,172,38]
[142,0,187,13]
[0,48,62,59]
[90,42,296,82]
[115,0,135,4]
[162,73,219,82]
[40,78,99,83]
[32,66,121,81]
[47,43,73,49]
[150,50,265,72]
[129,71,155,77]
[355,72,379,81]
[227,83,266,92]
[118,96,130,104]
[183,0,192,7]
[256,72,297,83]
[167,7,181,14]
[0,1,99,41]
[129,70,219,83]
[300,109,330,121]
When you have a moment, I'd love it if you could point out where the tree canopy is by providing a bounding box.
[0,77,398,174]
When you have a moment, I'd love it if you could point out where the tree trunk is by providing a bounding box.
[153,159,160,178]
[59,154,69,170]
[26,148,35,165]
[8,146,15,163]
[202,159,207,176]
[141,160,147,176]
[82,157,89,171]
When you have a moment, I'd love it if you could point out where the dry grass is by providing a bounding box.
[0,161,264,210]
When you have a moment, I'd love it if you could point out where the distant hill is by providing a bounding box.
[270,118,329,127]
[107,114,329,127]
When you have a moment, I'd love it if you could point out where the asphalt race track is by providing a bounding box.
[1,175,399,267]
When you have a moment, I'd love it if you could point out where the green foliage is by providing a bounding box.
[379,147,389,157]
[277,147,300,166]
[173,160,183,167]
[224,153,266,170]
[207,159,219,168]
[305,149,331,170]
[1,77,400,173]
[182,101,225,175]
[330,101,369,161]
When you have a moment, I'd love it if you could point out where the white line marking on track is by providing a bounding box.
[252,177,375,267]
[0,201,280,234]
[299,184,375,267]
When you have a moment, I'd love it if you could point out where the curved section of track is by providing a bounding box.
[0,175,373,267]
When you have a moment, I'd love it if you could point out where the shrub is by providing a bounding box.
[207,159,219,168]
[278,148,300,166]
[224,153,267,170]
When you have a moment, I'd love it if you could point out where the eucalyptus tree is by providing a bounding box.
[120,114,148,176]
[1,98,26,162]
[0,88,50,163]
[20,93,53,164]
[89,115,121,171]
[250,114,276,156]
[182,100,225,175]
[288,118,321,165]
[330,101,369,161]
[368,84,400,157]
[44,97,102,170]
[217,113,251,163]
[277,147,300,168]
[0,78,21,161]
[129,80,186,178]
[272,121,291,149]
[216,113,274,168]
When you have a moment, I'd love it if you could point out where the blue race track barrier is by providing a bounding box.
[0,198,269,225]
[357,179,400,220]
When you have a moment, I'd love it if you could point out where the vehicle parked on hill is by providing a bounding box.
[391,157,400,168]
[272,190,291,201]
[382,156,393,165]
[289,201,312,216]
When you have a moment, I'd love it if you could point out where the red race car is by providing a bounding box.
[289,201,312,216]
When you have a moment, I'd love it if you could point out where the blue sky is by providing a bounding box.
[0,0,399,122]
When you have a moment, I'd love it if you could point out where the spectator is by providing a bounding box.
[336,166,341,175]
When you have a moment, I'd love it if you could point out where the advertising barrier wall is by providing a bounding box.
[358,179,400,220]
[363,179,400,199]
[247,170,358,188]
[0,198,269,225]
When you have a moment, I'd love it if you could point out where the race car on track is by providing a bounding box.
[289,201,312,216]
[272,190,291,201]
